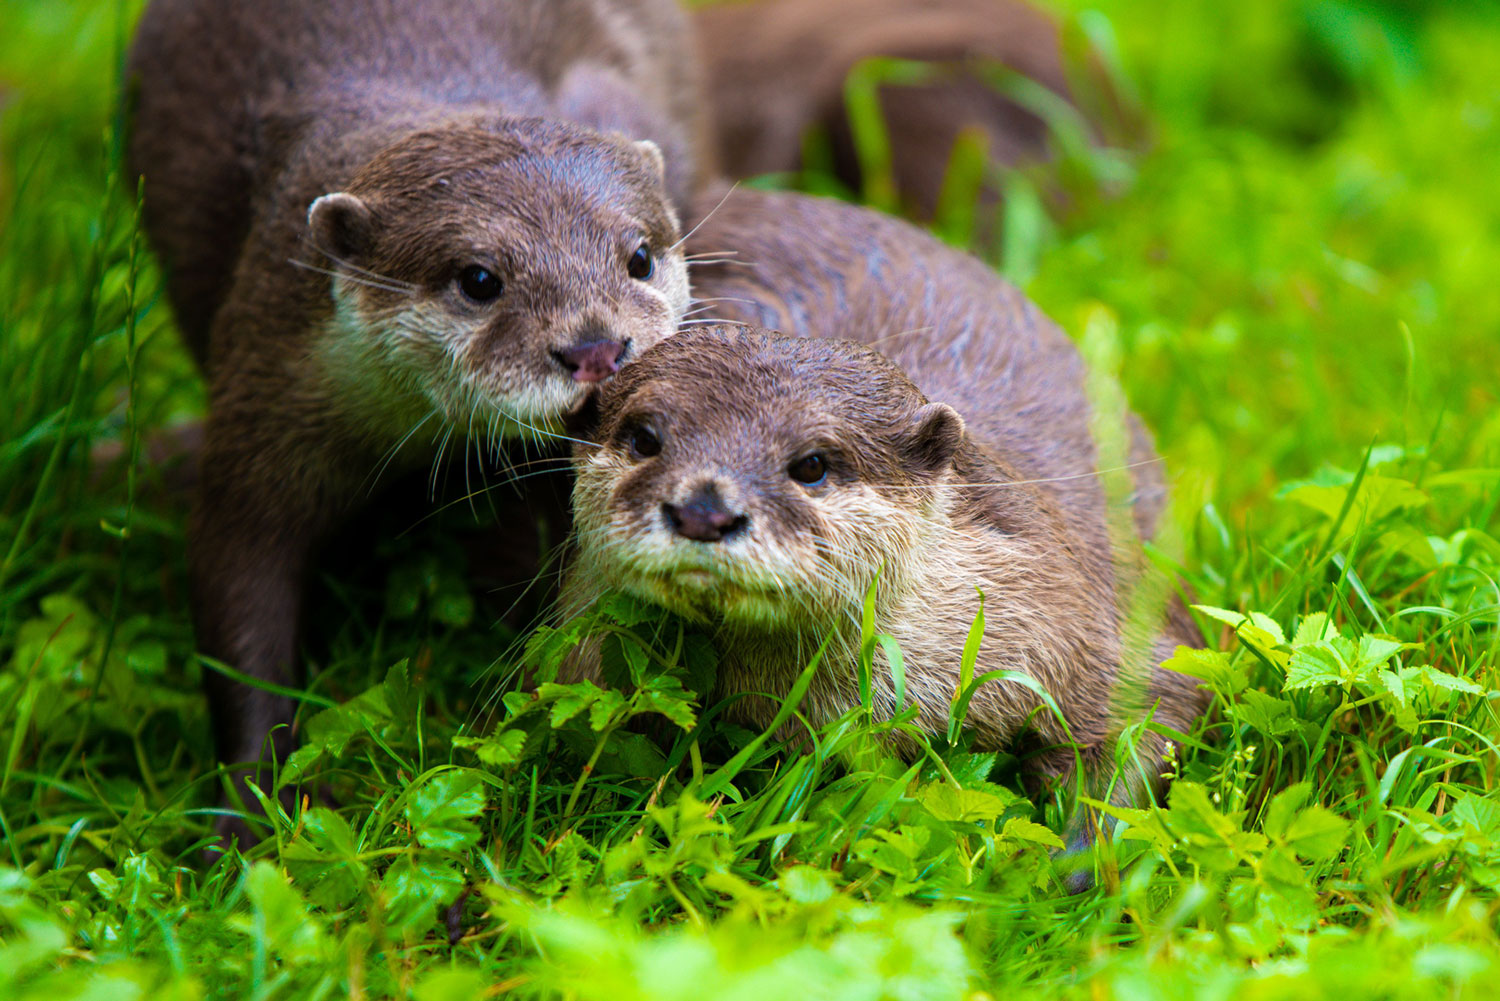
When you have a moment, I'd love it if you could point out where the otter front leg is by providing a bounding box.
[1045,635,1210,892]
[189,408,350,842]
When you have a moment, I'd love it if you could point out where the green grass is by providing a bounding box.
[3,0,1499,997]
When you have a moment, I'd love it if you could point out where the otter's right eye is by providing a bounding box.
[457,265,502,302]
[789,454,827,486]
[628,425,662,459]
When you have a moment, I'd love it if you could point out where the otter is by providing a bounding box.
[692,0,1126,226]
[564,327,1204,887]
[564,188,1205,885]
[125,0,703,830]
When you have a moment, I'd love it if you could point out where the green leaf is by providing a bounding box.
[453,728,527,769]
[406,770,487,851]
[415,968,490,1001]
[1291,612,1337,649]
[380,855,466,934]
[920,783,1011,824]
[1285,641,1351,690]
[1282,806,1350,860]
[1193,605,1247,629]
[537,681,601,728]
[1262,783,1313,842]
[1237,689,1296,736]
[232,862,325,964]
[999,818,1066,849]
[637,674,698,731]
[1162,645,1246,694]
[1284,472,1428,523]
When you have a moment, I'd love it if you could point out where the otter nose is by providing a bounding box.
[663,487,748,543]
[553,338,626,383]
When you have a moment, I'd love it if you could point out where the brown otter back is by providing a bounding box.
[692,0,1080,220]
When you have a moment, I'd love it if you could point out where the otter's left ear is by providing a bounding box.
[308,192,375,262]
[904,402,966,476]
[633,140,666,182]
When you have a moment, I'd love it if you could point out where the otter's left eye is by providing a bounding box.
[627,243,654,281]
[628,425,662,459]
[789,454,827,486]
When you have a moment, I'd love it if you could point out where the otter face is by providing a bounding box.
[572,327,965,631]
[307,119,689,442]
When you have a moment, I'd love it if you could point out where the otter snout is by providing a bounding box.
[554,338,627,383]
[662,484,748,543]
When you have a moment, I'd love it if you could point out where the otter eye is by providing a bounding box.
[457,265,502,302]
[789,454,827,486]
[628,424,662,459]
[627,243,654,281]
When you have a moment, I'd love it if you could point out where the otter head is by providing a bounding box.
[306,117,688,440]
[572,326,966,631]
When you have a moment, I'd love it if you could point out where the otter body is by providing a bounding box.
[571,189,1205,859]
[694,0,1100,225]
[126,0,702,815]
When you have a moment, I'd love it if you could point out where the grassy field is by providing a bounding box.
[2,0,1499,997]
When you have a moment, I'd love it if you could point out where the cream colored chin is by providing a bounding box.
[609,556,806,630]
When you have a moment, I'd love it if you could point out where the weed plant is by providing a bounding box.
[1,1,1498,998]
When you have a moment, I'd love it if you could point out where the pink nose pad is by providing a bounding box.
[662,488,749,543]
[553,339,626,383]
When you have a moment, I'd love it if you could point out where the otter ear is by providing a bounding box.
[904,402,966,476]
[307,192,375,262]
[633,139,666,182]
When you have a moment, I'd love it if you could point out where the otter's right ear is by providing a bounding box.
[904,402,966,476]
[307,192,374,261]
[633,140,666,183]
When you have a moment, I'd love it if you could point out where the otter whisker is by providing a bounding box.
[363,408,439,496]
[286,256,414,295]
[859,459,1164,492]
[668,183,740,252]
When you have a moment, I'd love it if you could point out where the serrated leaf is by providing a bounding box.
[234,862,325,963]
[1238,689,1295,736]
[1285,642,1349,691]
[586,687,629,731]
[1355,635,1406,672]
[406,770,487,851]
[453,728,527,768]
[1262,782,1312,841]
[1194,605,1247,629]
[536,682,601,728]
[380,855,466,934]
[1283,806,1350,860]
[920,783,1010,824]
[1419,665,1484,696]
[1163,644,1246,694]
[778,866,836,904]
[1245,612,1286,645]
[999,817,1065,849]
[1291,612,1337,649]
[638,674,698,731]
[1283,473,1428,523]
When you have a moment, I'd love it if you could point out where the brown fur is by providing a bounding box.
[124,0,704,833]
[566,189,1207,875]
[693,0,1106,222]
